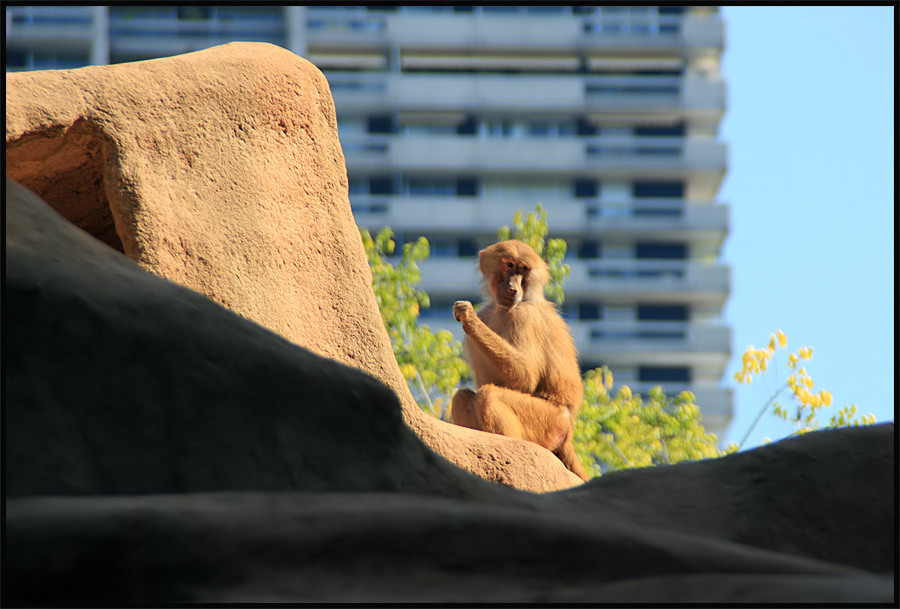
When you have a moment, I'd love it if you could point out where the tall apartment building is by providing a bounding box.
[6,6,732,434]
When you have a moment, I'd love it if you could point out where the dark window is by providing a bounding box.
[419,299,455,319]
[408,178,454,196]
[457,115,478,136]
[577,117,598,136]
[367,5,399,11]
[638,305,689,321]
[659,23,680,36]
[577,240,601,258]
[578,302,602,320]
[633,202,684,217]
[658,6,687,15]
[348,179,365,195]
[6,49,27,69]
[431,239,455,257]
[367,115,395,134]
[528,122,552,137]
[574,179,598,198]
[635,242,687,259]
[369,176,395,195]
[452,5,474,12]
[639,366,692,383]
[634,122,685,137]
[458,238,479,257]
[633,181,684,198]
[456,177,479,197]
[178,6,212,19]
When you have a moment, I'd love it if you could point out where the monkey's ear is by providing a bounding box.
[479,250,485,260]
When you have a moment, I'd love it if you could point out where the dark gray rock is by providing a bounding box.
[4,180,895,604]
[5,492,894,604]
[5,178,494,499]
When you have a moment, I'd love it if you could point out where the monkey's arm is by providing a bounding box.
[453,300,539,391]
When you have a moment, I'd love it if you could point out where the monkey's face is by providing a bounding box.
[494,258,529,309]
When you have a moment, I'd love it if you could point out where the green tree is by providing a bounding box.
[360,227,468,420]
[575,367,729,477]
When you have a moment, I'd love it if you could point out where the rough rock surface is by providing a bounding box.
[5,42,580,492]
[4,180,895,603]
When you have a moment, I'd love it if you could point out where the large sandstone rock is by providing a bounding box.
[4,180,894,603]
[5,42,580,492]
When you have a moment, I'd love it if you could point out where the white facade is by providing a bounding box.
[6,5,732,434]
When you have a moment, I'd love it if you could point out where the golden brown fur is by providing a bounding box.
[451,240,589,481]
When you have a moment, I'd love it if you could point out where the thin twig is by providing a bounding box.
[738,382,788,450]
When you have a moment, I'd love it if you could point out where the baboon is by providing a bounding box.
[451,240,589,481]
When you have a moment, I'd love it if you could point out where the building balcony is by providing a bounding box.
[342,135,727,179]
[105,14,284,58]
[565,260,730,306]
[415,258,729,308]
[571,321,730,366]
[307,9,723,54]
[351,196,728,244]
[327,72,725,121]
[5,6,95,52]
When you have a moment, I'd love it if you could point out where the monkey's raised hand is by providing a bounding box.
[453,300,476,324]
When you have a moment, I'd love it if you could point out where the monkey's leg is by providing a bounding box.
[450,388,481,430]
[474,384,565,449]
[477,384,590,481]
[554,431,591,482]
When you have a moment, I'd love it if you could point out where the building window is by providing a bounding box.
[577,240,601,259]
[633,181,684,198]
[639,366,692,383]
[431,239,457,257]
[369,176,395,195]
[177,6,212,20]
[659,23,680,36]
[637,305,689,321]
[367,115,395,134]
[404,123,456,136]
[6,49,27,70]
[485,119,515,138]
[407,178,455,196]
[419,299,456,319]
[348,179,366,195]
[577,118,598,137]
[457,115,478,136]
[458,238,479,257]
[456,177,479,197]
[635,242,688,259]
[527,122,552,137]
[578,302,603,320]
[634,122,686,137]
[574,179,598,198]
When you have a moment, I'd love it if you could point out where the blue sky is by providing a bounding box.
[718,6,895,449]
